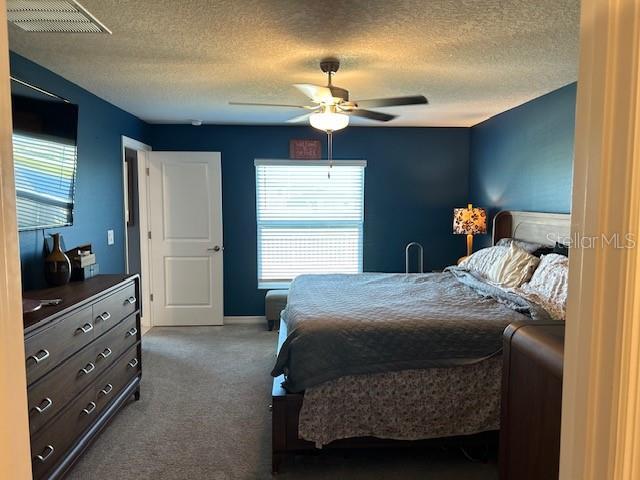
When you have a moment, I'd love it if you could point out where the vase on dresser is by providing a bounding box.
[44,233,71,286]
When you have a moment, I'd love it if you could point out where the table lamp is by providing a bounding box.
[453,204,487,260]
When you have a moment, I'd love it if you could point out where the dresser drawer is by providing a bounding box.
[95,344,140,413]
[25,307,94,386]
[27,314,138,435]
[30,387,97,480]
[27,340,99,435]
[94,313,138,373]
[92,283,137,334]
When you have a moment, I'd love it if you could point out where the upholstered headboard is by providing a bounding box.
[492,210,571,246]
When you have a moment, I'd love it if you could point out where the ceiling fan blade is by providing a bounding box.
[293,84,335,104]
[229,101,309,108]
[348,109,396,122]
[355,95,428,108]
[286,112,312,123]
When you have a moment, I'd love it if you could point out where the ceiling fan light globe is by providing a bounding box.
[309,111,349,132]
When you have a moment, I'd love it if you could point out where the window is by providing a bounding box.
[255,159,366,288]
[13,132,77,230]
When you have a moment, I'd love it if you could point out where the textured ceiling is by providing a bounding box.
[8,0,580,127]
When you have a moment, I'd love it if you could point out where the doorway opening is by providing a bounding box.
[122,136,152,329]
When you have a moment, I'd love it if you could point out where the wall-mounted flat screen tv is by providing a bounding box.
[11,77,79,231]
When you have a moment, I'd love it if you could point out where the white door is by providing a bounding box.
[148,152,224,326]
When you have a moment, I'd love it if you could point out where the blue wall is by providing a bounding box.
[11,53,150,290]
[149,125,471,316]
[469,83,576,247]
[11,51,576,316]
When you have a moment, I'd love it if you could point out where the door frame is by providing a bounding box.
[560,0,640,478]
[121,136,153,327]
[0,0,32,476]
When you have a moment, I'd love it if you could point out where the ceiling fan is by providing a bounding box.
[229,58,428,132]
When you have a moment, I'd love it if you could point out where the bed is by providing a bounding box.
[270,210,571,473]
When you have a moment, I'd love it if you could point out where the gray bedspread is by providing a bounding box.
[272,268,551,392]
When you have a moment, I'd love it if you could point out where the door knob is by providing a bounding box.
[208,246,222,252]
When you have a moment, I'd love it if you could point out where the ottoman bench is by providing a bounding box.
[265,289,288,331]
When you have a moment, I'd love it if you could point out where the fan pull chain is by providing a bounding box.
[327,130,333,179]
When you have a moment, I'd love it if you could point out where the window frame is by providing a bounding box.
[254,159,366,289]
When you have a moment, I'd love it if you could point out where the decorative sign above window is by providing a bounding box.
[289,139,322,160]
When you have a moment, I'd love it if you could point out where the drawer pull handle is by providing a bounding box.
[79,362,96,375]
[97,312,111,322]
[76,323,94,334]
[33,397,53,414]
[82,402,97,415]
[98,347,112,360]
[125,296,137,305]
[126,327,138,337]
[100,383,114,396]
[34,445,54,463]
[127,358,139,368]
[27,349,50,365]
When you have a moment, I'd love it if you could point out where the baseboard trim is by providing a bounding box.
[224,316,265,325]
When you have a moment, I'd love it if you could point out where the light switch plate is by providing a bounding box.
[107,229,114,245]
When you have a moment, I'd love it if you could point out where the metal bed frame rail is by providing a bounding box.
[405,242,424,273]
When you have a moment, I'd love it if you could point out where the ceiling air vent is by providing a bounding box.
[7,0,111,33]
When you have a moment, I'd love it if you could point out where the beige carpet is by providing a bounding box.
[66,325,499,480]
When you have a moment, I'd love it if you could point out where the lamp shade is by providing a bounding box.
[453,204,487,235]
[310,110,349,132]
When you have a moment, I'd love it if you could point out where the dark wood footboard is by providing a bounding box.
[271,380,308,473]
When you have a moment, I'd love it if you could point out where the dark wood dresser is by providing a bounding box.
[23,275,142,480]
[500,321,565,480]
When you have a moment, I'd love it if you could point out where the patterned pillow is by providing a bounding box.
[458,246,508,278]
[487,242,540,288]
[518,254,569,320]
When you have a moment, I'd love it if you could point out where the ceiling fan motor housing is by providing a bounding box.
[320,58,340,74]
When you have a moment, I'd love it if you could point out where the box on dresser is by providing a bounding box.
[23,275,142,480]
[70,263,99,282]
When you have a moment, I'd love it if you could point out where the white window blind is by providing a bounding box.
[255,159,366,288]
[13,132,77,230]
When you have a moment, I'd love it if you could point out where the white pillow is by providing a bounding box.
[487,242,540,288]
[519,254,569,320]
[458,246,508,278]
